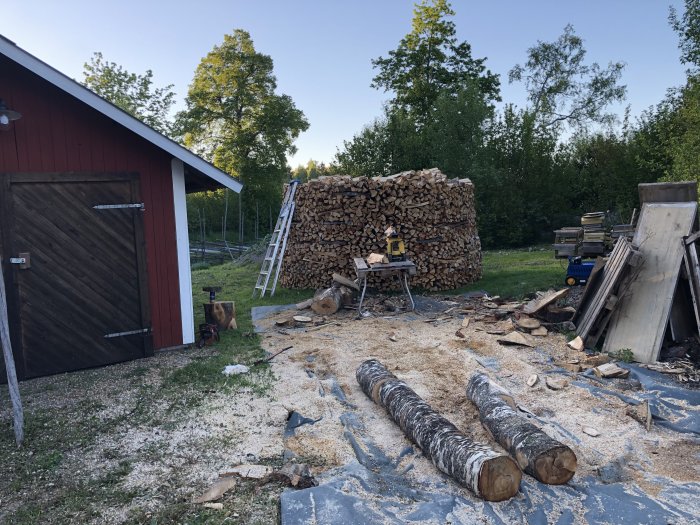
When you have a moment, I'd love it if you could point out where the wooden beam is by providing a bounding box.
[0,259,24,446]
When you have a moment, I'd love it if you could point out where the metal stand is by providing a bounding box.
[353,257,416,317]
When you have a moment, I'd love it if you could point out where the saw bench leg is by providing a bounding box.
[402,272,415,311]
[357,274,369,317]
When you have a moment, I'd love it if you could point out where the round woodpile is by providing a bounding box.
[279,169,482,291]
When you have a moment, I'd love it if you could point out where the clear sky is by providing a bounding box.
[3,1,688,167]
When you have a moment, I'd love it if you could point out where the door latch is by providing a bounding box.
[9,253,30,269]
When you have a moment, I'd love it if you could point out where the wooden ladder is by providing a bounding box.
[253,180,299,298]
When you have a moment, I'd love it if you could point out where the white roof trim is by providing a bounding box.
[0,35,242,193]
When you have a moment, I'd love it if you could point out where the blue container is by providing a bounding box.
[565,257,595,286]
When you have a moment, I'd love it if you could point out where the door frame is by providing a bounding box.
[0,172,152,380]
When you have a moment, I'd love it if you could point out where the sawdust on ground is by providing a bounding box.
[259,305,700,498]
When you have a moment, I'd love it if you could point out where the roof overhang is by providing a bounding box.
[0,34,242,194]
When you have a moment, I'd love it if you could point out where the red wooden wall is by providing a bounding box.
[0,55,183,349]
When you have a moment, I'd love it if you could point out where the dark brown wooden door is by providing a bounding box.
[1,173,151,379]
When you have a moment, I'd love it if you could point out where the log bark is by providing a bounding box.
[356,359,521,501]
[465,373,577,485]
[311,285,354,315]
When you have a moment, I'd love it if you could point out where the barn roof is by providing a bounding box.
[0,35,241,194]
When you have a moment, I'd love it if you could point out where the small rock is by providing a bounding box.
[531,326,548,337]
[526,374,539,387]
[203,503,224,510]
[545,377,567,390]
[582,426,600,437]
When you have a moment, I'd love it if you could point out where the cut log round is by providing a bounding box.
[356,360,521,501]
[466,373,577,485]
[311,285,354,315]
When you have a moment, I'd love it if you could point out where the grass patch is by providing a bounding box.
[455,246,565,299]
[165,263,312,393]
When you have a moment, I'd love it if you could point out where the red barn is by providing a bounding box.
[0,36,241,379]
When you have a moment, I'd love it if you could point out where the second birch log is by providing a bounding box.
[466,373,577,484]
[356,359,521,501]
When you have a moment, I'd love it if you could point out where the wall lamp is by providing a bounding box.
[0,99,22,130]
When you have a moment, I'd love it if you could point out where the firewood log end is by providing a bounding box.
[478,456,522,502]
[533,446,577,485]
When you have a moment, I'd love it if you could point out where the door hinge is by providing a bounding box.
[104,328,151,339]
[93,203,145,211]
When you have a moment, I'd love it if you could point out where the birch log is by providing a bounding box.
[466,373,576,484]
[356,359,521,501]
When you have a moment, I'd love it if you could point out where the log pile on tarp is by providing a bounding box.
[279,169,481,291]
[356,359,521,501]
[466,373,576,484]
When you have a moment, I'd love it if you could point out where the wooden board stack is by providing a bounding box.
[279,169,482,291]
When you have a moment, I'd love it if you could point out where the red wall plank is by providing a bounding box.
[0,55,183,349]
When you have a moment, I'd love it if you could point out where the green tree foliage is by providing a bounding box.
[509,25,626,131]
[291,160,330,181]
[334,118,392,176]
[666,78,700,181]
[82,52,176,135]
[175,30,308,239]
[336,1,497,178]
[473,107,563,246]
[670,0,700,71]
[563,128,649,223]
[371,0,500,124]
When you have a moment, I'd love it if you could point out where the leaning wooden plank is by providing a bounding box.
[332,272,360,291]
[682,240,700,334]
[356,359,521,501]
[0,259,24,446]
[604,202,698,363]
[575,237,636,343]
[466,373,576,485]
[571,256,606,326]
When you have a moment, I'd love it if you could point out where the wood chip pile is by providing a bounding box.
[279,169,482,291]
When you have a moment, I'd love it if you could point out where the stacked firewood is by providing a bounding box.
[279,169,482,291]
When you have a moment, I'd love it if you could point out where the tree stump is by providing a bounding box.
[311,285,354,315]
[356,359,521,501]
[203,301,237,330]
[466,373,577,484]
